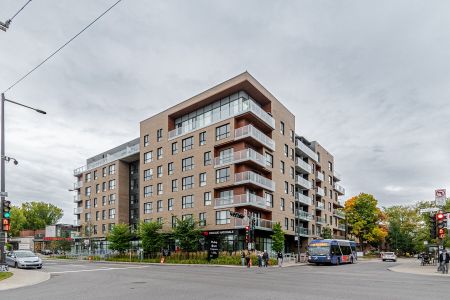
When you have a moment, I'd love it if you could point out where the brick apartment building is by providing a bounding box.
[72,72,346,254]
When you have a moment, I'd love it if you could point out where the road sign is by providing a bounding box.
[435,189,447,206]
[229,211,244,219]
[0,192,7,197]
[419,207,439,213]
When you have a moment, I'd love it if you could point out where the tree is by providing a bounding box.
[138,221,163,256]
[271,223,285,253]
[107,224,133,254]
[172,217,201,253]
[9,206,26,237]
[21,202,63,230]
[344,193,387,250]
[384,205,421,255]
[321,226,332,239]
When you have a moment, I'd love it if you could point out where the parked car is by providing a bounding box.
[6,250,43,269]
[41,249,53,255]
[381,252,397,262]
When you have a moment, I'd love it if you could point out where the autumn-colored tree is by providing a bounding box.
[344,193,387,250]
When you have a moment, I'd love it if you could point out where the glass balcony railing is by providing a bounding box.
[316,187,324,197]
[334,183,345,195]
[74,142,139,176]
[316,172,324,182]
[168,98,275,140]
[74,181,83,189]
[235,218,273,231]
[235,125,275,151]
[297,227,309,236]
[316,216,326,224]
[295,159,312,174]
[214,194,269,209]
[295,193,312,206]
[334,210,346,219]
[297,210,314,221]
[73,195,81,203]
[338,224,346,231]
[73,207,83,215]
[295,176,312,189]
[316,201,325,210]
[74,219,81,226]
[295,140,318,162]
[235,171,275,191]
[214,149,269,169]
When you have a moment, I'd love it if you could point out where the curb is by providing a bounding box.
[388,266,450,277]
[0,269,50,291]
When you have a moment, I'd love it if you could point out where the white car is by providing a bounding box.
[5,250,43,269]
[381,252,397,262]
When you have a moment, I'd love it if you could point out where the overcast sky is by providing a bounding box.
[1,0,449,223]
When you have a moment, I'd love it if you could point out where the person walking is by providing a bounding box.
[241,250,246,267]
[440,250,450,274]
[257,252,262,267]
[277,251,283,267]
[263,250,269,267]
[245,251,251,268]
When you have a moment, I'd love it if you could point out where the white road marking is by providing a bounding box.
[50,265,149,274]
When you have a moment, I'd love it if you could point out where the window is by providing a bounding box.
[172,142,178,155]
[182,214,193,221]
[102,167,107,177]
[109,208,116,219]
[102,196,106,206]
[329,175,333,185]
[290,130,294,142]
[330,216,333,225]
[102,224,106,233]
[86,173,91,182]
[291,148,295,161]
[280,198,285,211]
[168,198,174,211]
[182,136,194,151]
[182,157,194,171]
[109,223,115,231]
[290,167,294,179]
[168,162,174,175]
[157,128,163,142]
[182,176,194,190]
[85,199,91,209]
[171,216,177,228]
[291,184,295,196]
[265,152,273,168]
[216,167,230,183]
[199,131,206,145]
[144,169,153,181]
[144,151,153,163]
[144,134,149,147]
[102,182,106,192]
[144,185,153,197]
[109,194,116,205]
[85,187,91,197]
[157,200,163,212]
[96,184,100,194]
[216,124,230,140]
[93,171,98,180]
[93,198,98,208]
[284,217,289,230]
[157,183,163,195]
[182,195,194,208]
[157,165,163,178]
[109,164,115,175]
[204,151,212,166]
[216,210,230,225]
[284,181,289,194]
[265,193,273,207]
[109,179,116,190]
[144,202,152,214]
[85,212,91,222]
[199,172,206,186]
[280,161,285,174]
[157,147,163,160]
[284,144,289,157]
[291,219,295,231]
[328,202,332,212]
[280,121,285,135]
[102,210,106,220]
[204,192,211,206]
[328,161,333,172]
[171,179,178,192]
[291,201,295,214]
[199,213,206,226]
[317,152,320,163]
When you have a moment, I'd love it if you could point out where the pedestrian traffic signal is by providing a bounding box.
[2,218,10,231]
[439,228,446,239]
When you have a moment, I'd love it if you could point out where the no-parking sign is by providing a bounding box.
[435,189,446,206]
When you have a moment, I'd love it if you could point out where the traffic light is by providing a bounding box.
[430,214,437,239]
[245,226,250,243]
[2,200,11,231]
[437,212,447,239]
[250,219,256,242]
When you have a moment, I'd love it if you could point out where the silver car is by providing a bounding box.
[381,252,397,262]
[6,250,43,269]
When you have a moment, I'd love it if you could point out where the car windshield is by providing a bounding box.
[309,246,330,256]
[14,251,36,258]
[385,252,395,255]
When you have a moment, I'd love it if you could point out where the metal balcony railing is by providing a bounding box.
[73,207,83,215]
[235,125,275,151]
[235,171,275,191]
[214,148,269,169]
[297,227,309,236]
[235,218,273,231]
[316,172,324,182]
[334,183,345,195]
[295,176,312,189]
[295,140,318,162]
[73,194,81,203]
[295,158,312,174]
[73,181,83,189]
[334,210,346,219]
[316,216,326,224]
[338,224,346,231]
[74,219,81,226]
[214,194,269,209]
[316,201,325,210]
[295,193,312,206]
[297,210,314,221]
[316,187,324,197]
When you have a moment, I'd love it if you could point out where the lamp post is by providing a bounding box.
[1,92,46,268]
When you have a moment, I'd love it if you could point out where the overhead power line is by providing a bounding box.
[3,0,124,93]
[10,0,33,22]
[0,0,33,31]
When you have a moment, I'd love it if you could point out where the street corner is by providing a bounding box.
[387,259,450,277]
[0,268,50,291]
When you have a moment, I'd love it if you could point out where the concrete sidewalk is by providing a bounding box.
[389,258,450,277]
[0,268,50,291]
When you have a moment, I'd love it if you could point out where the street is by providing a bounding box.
[0,259,447,299]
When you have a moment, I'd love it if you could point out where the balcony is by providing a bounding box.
[74,141,139,176]
[297,210,314,221]
[338,224,346,231]
[316,216,326,224]
[297,227,309,237]
[74,219,81,227]
[295,176,312,190]
[295,140,318,162]
[234,125,275,151]
[73,181,83,189]
[214,148,269,170]
[73,194,81,203]
[333,170,342,182]
[168,98,275,140]
[334,183,345,195]
[315,201,325,210]
[295,158,312,174]
[74,207,83,215]
[295,193,312,206]
[316,187,324,197]
[234,171,275,192]
[316,172,324,182]
[334,210,346,219]
[235,218,273,231]
[214,194,270,211]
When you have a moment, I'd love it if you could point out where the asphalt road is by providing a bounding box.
[0,259,446,300]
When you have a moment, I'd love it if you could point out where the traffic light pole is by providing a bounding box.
[1,94,6,268]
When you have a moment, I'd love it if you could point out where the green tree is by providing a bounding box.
[21,202,63,230]
[321,226,332,239]
[344,193,387,250]
[172,217,201,253]
[107,224,133,253]
[10,206,26,237]
[138,221,163,256]
[271,223,285,253]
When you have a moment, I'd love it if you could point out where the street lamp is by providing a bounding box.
[0,92,46,267]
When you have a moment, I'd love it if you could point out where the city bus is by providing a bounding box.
[308,239,356,265]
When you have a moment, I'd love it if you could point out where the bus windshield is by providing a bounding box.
[308,244,330,256]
